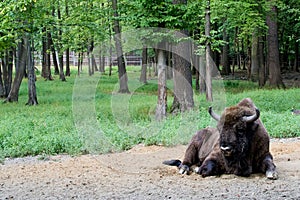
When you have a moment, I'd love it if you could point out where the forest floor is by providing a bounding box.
[1,137,300,200]
[227,71,300,87]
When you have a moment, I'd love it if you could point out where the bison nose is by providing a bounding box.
[220,145,232,153]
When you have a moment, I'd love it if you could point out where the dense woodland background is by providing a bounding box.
[1,0,299,103]
[0,0,300,156]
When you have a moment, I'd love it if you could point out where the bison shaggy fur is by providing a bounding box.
[163,98,278,179]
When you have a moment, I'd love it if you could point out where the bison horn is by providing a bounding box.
[242,108,260,123]
[208,107,220,121]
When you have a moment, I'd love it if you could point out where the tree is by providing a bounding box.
[155,47,167,120]
[170,0,194,113]
[251,30,259,81]
[41,29,53,80]
[112,0,130,93]
[266,2,284,88]
[5,39,27,102]
[139,46,148,84]
[205,0,213,102]
[1,50,13,99]
[221,27,231,75]
[26,34,38,105]
[56,0,66,81]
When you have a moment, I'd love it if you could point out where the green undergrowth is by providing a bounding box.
[0,67,299,158]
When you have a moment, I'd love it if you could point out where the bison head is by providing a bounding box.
[209,106,260,158]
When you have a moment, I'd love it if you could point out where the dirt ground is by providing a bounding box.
[1,138,300,200]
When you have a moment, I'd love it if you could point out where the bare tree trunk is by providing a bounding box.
[167,45,173,79]
[65,0,70,77]
[26,35,38,105]
[171,31,194,113]
[171,0,194,113]
[5,38,26,102]
[65,48,70,76]
[42,29,53,80]
[199,55,206,94]
[205,0,213,101]
[1,50,13,98]
[155,49,167,121]
[51,7,59,75]
[294,41,299,72]
[57,1,66,81]
[266,4,284,88]
[92,54,98,72]
[0,61,4,97]
[42,28,47,78]
[50,35,59,75]
[221,27,230,75]
[109,23,113,76]
[140,45,148,83]
[194,54,200,92]
[109,40,113,76]
[77,52,81,76]
[258,36,266,87]
[112,0,129,93]
[87,41,94,76]
[251,31,259,81]
[99,49,104,72]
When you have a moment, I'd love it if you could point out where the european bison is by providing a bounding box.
[163,98,278,179]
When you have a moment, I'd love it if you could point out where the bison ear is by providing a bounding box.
[242,108,260,123]
[208,107,220,121]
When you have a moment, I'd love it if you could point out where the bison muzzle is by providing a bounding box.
[163,98,278,179]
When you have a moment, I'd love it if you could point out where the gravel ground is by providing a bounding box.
[1,138,300,200]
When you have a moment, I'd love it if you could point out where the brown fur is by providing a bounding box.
[165,98,277,179]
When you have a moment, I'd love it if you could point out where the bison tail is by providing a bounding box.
[162,159,182,167]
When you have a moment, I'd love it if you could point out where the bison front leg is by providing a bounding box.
[195,160,218,177]
[262,154,278,180]
[178,140,203,175]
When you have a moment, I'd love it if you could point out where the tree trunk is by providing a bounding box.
[199,55,206,94]
[112,0,129,93]
[251,31,259,81]
[266,4,284,88]
[57,1,66,81]
[99,48,105,73]
[171,0,194,113]
[65,0,70,77]
[221,27,231,75]
[26,35,38,105]
[5,38,26,102]
[41,28,47,78]
[92,54,98,73]
[171,30,194,113]
[258,37,266,87]
[194,54,200,92]
[155,49,167,121]
[51,7,59,75]
[42,29,53,80]
[58,54,66,81]
[108,21,113,76]
[65,48,70,76]
[87,41,94,76]
[1,51,13,98]
[167,45,173,79]
[50,34,59,75]
[77,52,82,76]
[205,0,213,101]
[0,62,4,97]
[294,41,299,72]
[139,46,148,83]
[109,39,113,76]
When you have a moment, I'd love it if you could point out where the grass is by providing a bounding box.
[0,66,299,158]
